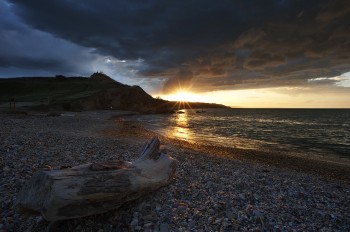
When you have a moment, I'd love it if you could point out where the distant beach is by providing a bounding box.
[1,110,349,231]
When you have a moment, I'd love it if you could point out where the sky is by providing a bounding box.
[1,0,350,108]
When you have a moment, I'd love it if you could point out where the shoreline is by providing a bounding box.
[107,116,350,183]
[1,111,349,231]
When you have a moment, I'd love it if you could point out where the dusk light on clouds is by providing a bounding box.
[1,0,350,107]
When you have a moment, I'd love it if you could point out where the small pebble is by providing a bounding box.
[1,111,349,232]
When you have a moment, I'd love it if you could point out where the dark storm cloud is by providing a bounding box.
[0,0,103,77]
[3,0,350,92]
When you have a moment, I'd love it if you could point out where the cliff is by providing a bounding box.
[0,73,228,113]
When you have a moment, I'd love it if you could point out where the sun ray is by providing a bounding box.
[161,90,204,103]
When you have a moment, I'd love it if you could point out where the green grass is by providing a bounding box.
[0,76,229,112]
[0,77,122,102]
[0,77,122,103]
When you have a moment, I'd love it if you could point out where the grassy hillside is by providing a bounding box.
[0,73,228,113]
[0,76,122,102]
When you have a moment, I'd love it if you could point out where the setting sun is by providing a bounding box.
[160,91,204,102]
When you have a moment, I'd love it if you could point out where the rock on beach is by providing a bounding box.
[0,111,349,231]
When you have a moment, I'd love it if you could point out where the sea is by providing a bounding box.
[129,108,350,162]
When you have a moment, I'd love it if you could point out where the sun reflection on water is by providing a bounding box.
[171,110,191,140]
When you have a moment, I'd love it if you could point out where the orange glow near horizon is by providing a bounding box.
[156,86,350,108]
[160,90,205,103]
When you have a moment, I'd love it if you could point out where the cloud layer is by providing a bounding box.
[1,0,350,93]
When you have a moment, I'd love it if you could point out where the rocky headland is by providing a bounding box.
[0,73,228,114]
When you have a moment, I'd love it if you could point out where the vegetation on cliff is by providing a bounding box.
[0,73,228,113]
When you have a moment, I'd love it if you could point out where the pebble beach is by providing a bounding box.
[1,111,350,231]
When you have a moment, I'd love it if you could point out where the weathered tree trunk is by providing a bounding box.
[16,137,177,221]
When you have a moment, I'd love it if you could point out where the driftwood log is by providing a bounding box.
[16,137,177,221]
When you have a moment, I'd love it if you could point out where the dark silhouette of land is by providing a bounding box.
[0,72,229,113]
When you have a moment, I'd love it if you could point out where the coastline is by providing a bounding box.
[1,111,349,231]
[108,115,350,182]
